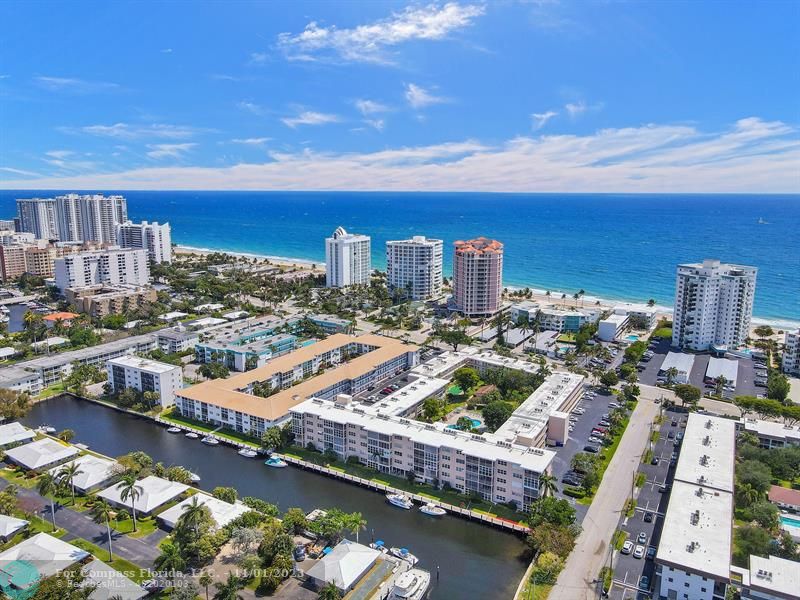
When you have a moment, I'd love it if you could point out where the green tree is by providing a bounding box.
[0,485,18,516]
[673,384,701,409]
[749,501,779,529]
[56,429,75,443]
[538,473,558,498]
[767,372,791,402]
[435,324,472,351]
[154,542,186,573]
[482,400,514,432]
[90,499,115,560]
[529,496,576,528]
[0,388,31,420]
[118,474,143,531]
[531,551,565,585]
[737,460,772,493]
[599,370,619,389]
[421,397,443,422]
[30,568,95,600]
[213,572,245,600]
[179,496,210,537]
[317,582,342,600]
[36,473,59,531]
[260,427,283,452]
[199,362,230,380]
[453,367,481,393]
[455,416,474,432]
[199,572,214,600]
[212,486,238,503]
[56,461,83,505]
[732,525,772,567]
[282,507,309,534]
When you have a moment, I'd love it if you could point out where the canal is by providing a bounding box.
[22,396,529,600]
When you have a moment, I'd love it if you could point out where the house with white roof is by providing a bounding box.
[740,418,800,449]
[4,438,79,471]
[48,454,119,493]
[659,352,696,384]
[306,539,380,593]
[705,357,739,387]
[97,475,189,515]
[80,558,147,600]
[0,532,89,595]
[0,422,35,449]
[739,554,800,600]
[157,492,250,530]
[0,515,28,542]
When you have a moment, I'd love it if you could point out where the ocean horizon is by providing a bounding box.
[1,191,798,325]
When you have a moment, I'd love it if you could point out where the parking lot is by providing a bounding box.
[550,386,623,524]
[608,406,687,599]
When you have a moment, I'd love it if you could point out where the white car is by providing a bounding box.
[588,436,602,444]
[621,541,634,555]
[574,408,585,415]
[633,545,645,559]
[609,402,620,408]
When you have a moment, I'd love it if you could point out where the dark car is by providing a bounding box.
[671,420,677,426]
[650,456,659,465]
[584,444,600,453]
[293,545,306,561]
[659,484,671,493]
[639,575,650,589]
[667,431,675,439]
[644,512,654,523]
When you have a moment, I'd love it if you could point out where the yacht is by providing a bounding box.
[184,432,199,439]
[187,471,201,483]
[166,427,182,434]
[369,540,389,554]
[389,547,419,566]
[389,568,431,600]
[38,425,56,434]
[238,448,258,458]
[419,502,446,517]
[201,436,219,446]
[264,454,287,468]
[386,493,413,510]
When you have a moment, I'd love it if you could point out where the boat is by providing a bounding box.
[184,432,199,439]
[419,502,446,517]
[389,568,431,600]
[264,454,287,468]
[38,425,56,434]
[389,547,419,566]
[369,540,389,554]
[201,436,219,446]
[238,448,258,458]
[187,471,201,483]
[386,493,413,510]
[166,427,182,434]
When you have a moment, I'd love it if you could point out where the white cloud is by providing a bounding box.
[146,143,197,159]
[5,118,797,193]
[531,111,558,130]
[161,48,173,54]
[0,167,41,177]
[365,119,385,131]
[45,150,74,160]
[277,3,485,63]
[564,100,603,118]
[231,137,271,146]
[355,99,390,115]
[281,111,341,128]
[237,101,267,116]
[405,83,448,109]
[34,76,120,93]
[66,122,206,140]
[249,52,269,65]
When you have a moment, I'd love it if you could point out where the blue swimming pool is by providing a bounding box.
[447,418,482,430]
[625,334,640,342]
[780,514,800,528]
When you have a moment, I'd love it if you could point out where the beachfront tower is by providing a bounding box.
[325,226,371,288]
[452,237,504,317]
[672,259,757,351]
[117,221,173,264]
[386,236,444,301]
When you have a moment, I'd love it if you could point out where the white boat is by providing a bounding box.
[166,427,182,434]
[419,502,446,517]
[187,471,201,483]
[38,425,56,434]
[369,540,389,554]
[390,568,431,600]
[238,448,258,458]
[201,436,219,446]
[184,432,199,439]
[389,547,419,566]
[386,493,413,510]
[264,454,287,468]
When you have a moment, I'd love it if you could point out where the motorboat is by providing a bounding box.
[238,448,258,458]
[166,427,182,434]
[389,547,419,566]
[419,502,446,517]
[386,493,413,510]
[38,425,56,434]
[264,454,287,468]
[389,568,431,600]
[187,472,201,483]
[184,432,199,439]
[369,540,389,554]
[201,436,219,446]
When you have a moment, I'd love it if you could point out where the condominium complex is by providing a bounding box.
[509,301,601,333]
[0,241,102,282]
[385,236,443,300]
[672,259,757,351]
[17,194,128,244]
[782,329,800,376]
[175,334,419,434]
[656,413,736,600]
[452,237,503,317]
[106,355,183,408]
[325,226,371,288]
[54,248,149,291]
[116,221,172,264]
[65,284,158,318]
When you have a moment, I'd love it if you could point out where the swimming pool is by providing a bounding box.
[780,514,800,528]
[447,418,482,430]
[625,335,640,342]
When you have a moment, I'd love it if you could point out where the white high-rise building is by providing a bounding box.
[116,221,172,263]
[672,259,757,351]
[325,226,371,288]
[106,356,182,408]
[783,330,800,376]
[17,194,128,244]
[386,236,443,301]
[54,248,149,292]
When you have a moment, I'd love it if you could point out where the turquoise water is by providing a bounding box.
[626,334,640,341]
[1,191,797,321]
[780,515,800,528]
[447,418,482,430]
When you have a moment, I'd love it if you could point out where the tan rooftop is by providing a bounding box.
[454,237,504,255]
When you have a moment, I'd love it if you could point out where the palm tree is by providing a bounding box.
[538,474,558,498]
[154,541,185,573]
[36,473,59,531]
[317,582,342,600]
[345,512,367,544]
[118,474,143,532]
[714,375,729,397]
[90,499,115,560]
[199,572,213,600]
[56,462,83,505]
[179,496,207,537]
[736,483,761,507]
[213,572,244,600]
[664,367,679,386]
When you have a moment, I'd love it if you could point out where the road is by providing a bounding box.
[549,396,659,600]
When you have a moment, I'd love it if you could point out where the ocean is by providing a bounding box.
[1,191,798,323]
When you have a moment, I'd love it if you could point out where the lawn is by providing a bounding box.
[519,581,553,600]
[651,327,673,339]
[0,467,38,489]
[578,415,631,505]
[36,381,66,400]
[160,410,260,446]
[69,537,149,583]
[111,515,159,538]
[557,333,576,343]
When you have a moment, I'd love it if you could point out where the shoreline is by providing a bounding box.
[173,244,800,330]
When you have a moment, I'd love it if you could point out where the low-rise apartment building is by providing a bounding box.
[738,554,800,600]
[782,329,799,376]
[107,355,182,408]
[740,418,800,449]
[65,284,157,318]
[156,328,200,354]
[597,313,629,342]
[508,301,600,333]
[290,396,555,511]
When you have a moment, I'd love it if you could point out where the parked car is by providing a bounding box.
[671,419,678,426]
[588,436,603,444]
[293,545,306,562]
[639,575,650,589]
[621,540,634,555]
[644,512,653,523]
[609,402,620,408]
[659,484,671,493]
[676,432,684,441]
[637,532,647,544]
[633,545,645,559]
[667,431,675,439]
[650,456,659,465]
[584,444,600,453]
[646,547,656,560]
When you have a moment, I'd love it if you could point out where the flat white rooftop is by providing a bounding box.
[601,314,629,326]
[0,422,35,447]
[673,413,736,493]
[655,480,733,580]
[195,303,225,312]
[98,475,188,514]
[361,375,450,417]
[705,357,739,386]
[0,514,28,539]
[5,438,79,470]
[48,454,118,492]
[223,310,249,320]
[742,418,800,443]
[81,558,147,600]
[660,351,695,374]
[31,336,69,350]
[746,554,800,598]
[159,311,188,321]
[108,355,181,374]
[0,532,89,581]
[158,493,250,530]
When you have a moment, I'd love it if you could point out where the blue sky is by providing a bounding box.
[1,0,798,192]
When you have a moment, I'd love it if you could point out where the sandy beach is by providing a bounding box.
[174,245,325,274]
